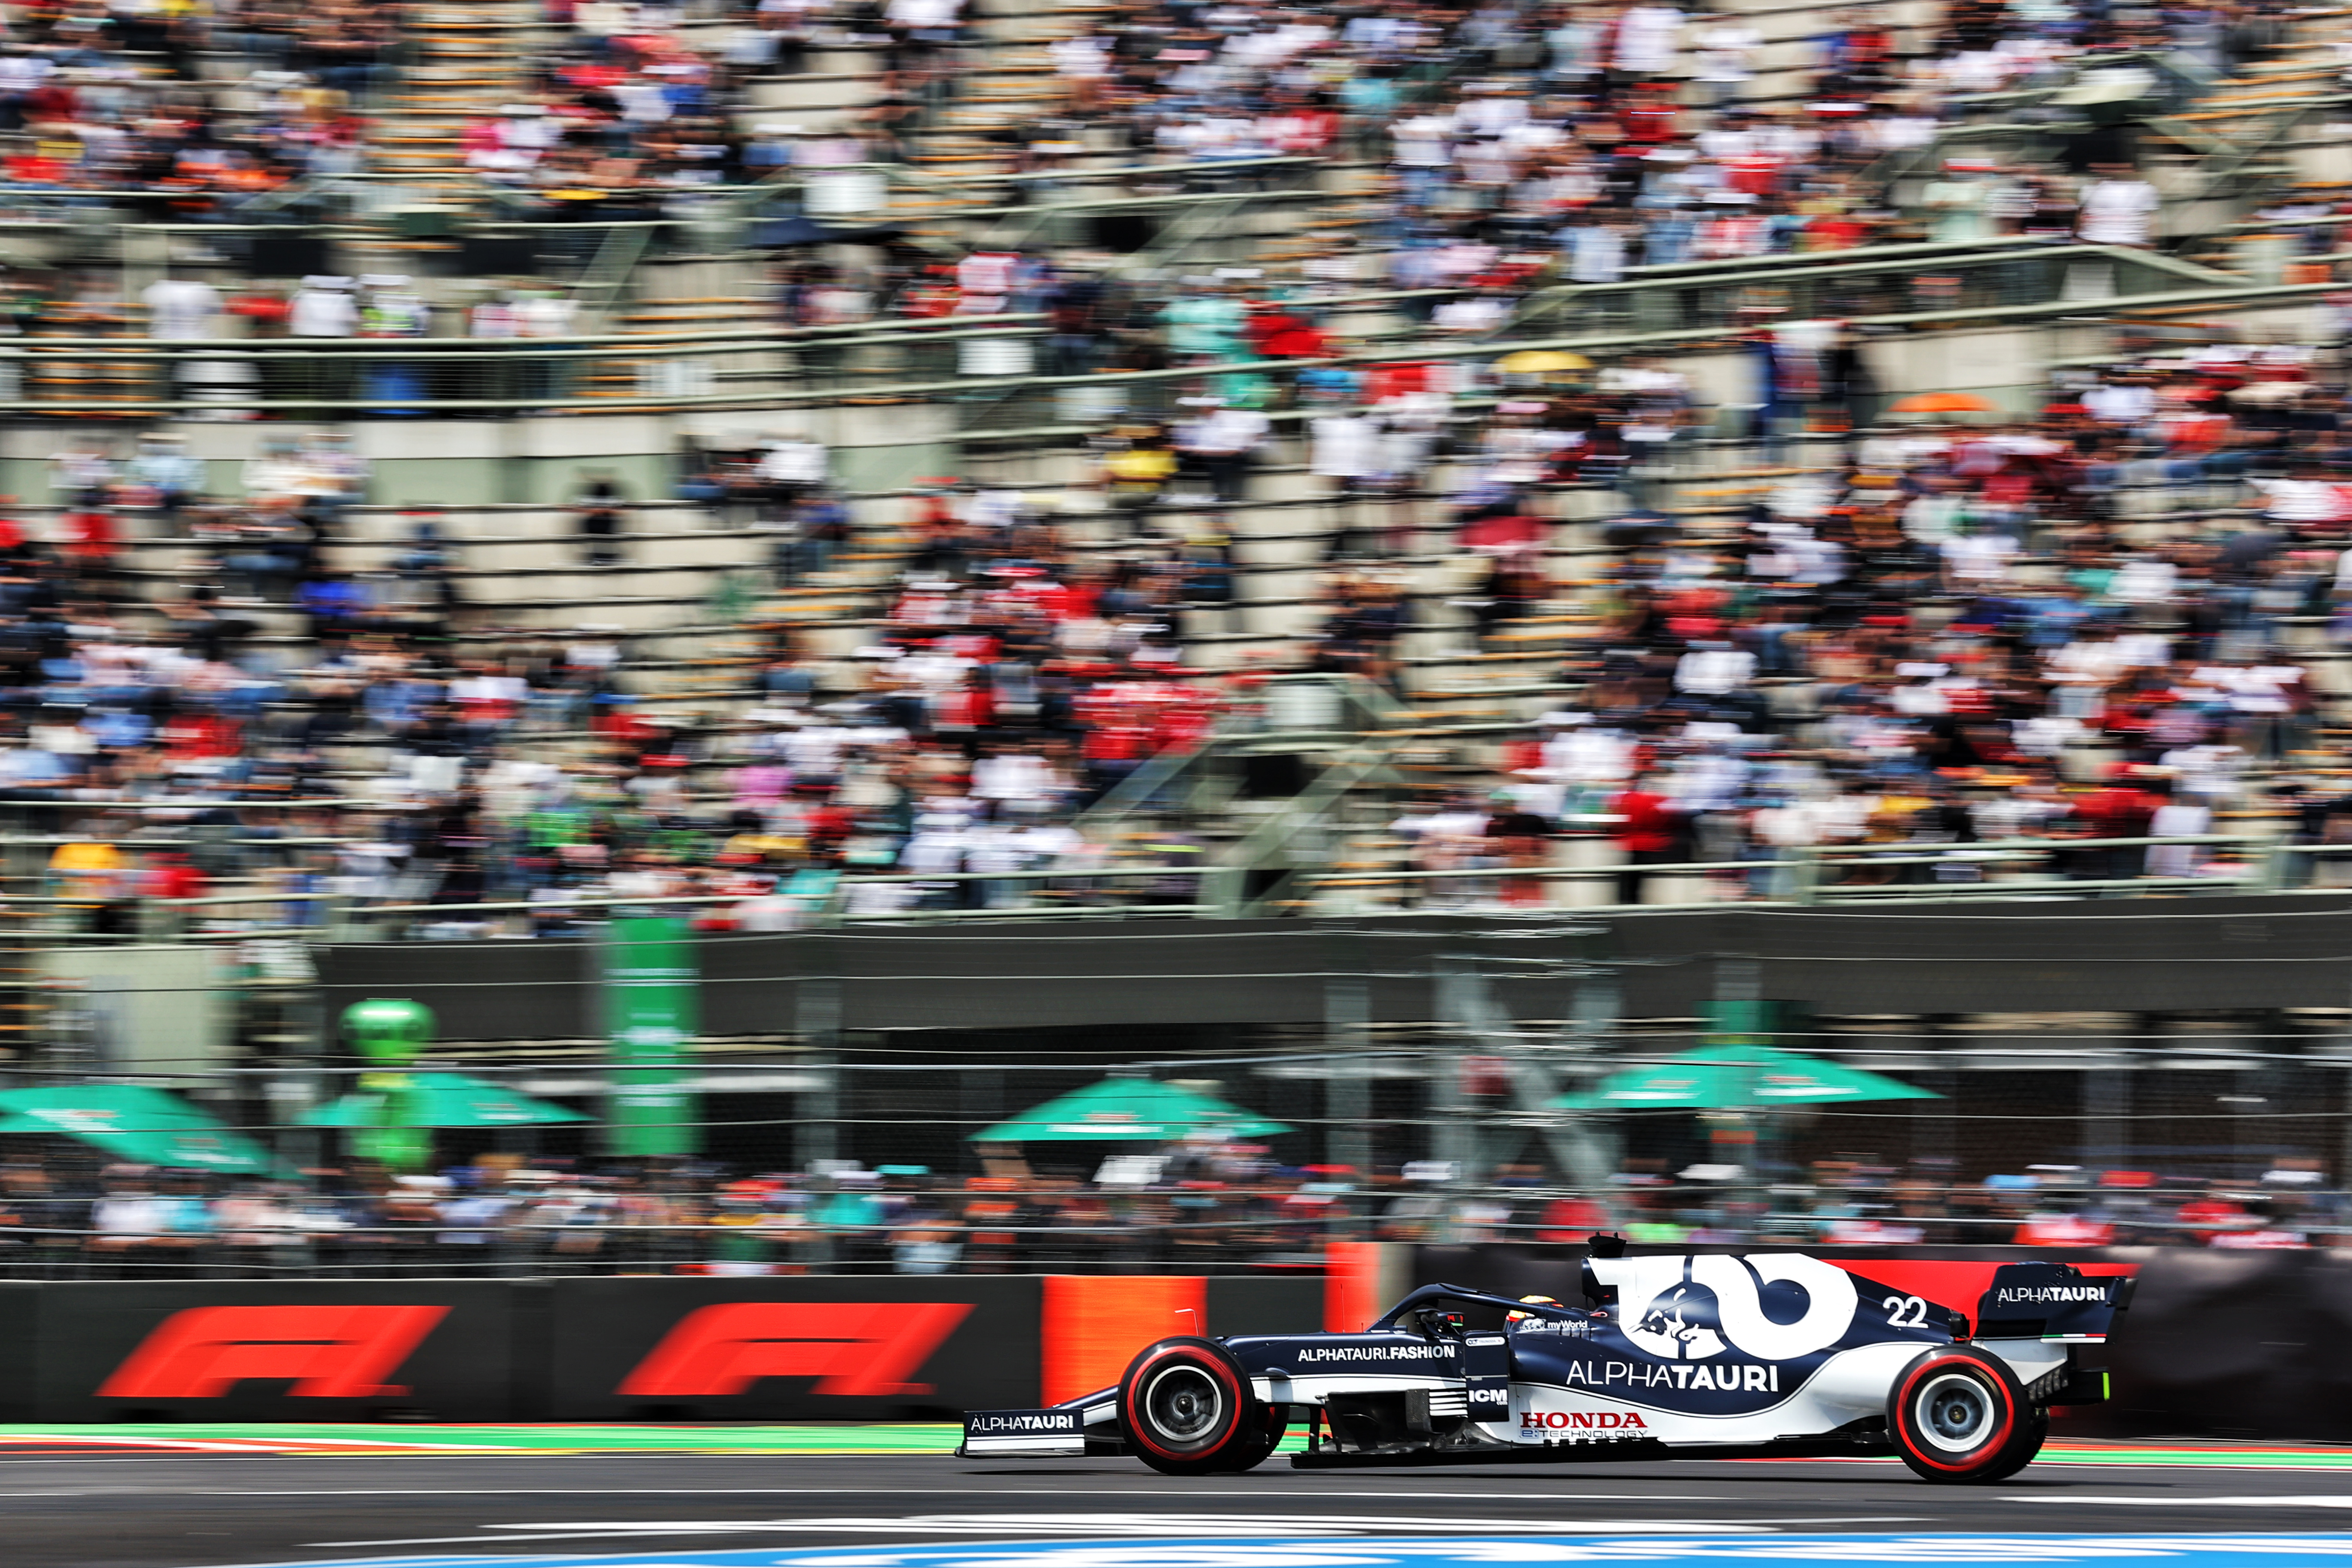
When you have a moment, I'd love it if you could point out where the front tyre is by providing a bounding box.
[1886,1347,2040,1483]
[1119,1337,1259,1476]
[1218,1403,1289,1472]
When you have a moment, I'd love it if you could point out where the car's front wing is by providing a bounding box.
[959,1391,1122,1457]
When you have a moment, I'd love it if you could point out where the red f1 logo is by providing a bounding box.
[618,1302,974,1398]
[98,1305,450,1400]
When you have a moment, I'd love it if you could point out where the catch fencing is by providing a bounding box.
[0,1027,2343,1281]
[2,897,2349,1273]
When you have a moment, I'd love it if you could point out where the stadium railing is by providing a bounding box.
[2,245,2325,422]
[0,831,2335,945]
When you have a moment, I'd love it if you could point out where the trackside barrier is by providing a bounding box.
[0,1252,2337,1437]
[0,1274,1324,1424]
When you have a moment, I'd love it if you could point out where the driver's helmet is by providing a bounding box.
[1507,1294,1562,1324]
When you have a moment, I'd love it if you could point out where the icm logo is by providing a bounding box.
[618,1302,973,1398]
[1593,1254,1857,1363]
[98,1305,450,1399]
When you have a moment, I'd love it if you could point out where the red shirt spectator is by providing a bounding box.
[62,511,117,563]
[2077,778,2160,841]
[1609,787,1678,853]
[142,853,208,902]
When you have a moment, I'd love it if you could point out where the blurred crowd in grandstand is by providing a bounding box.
[21,330,2352,930]
[0,1143,2335,1277]
[0,0,2241,218]
[0,0,2336,939]
[0,0,2261,325]
[0,0,2334,1290]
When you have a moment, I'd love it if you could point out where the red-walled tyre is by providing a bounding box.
[1886,1346,2043,1483]
[1217,1403,1289,1473]
[1975,1406,2051,1482]
[1119,1337,1259,1476]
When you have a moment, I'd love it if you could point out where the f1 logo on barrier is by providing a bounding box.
[618,1302,974,1398]
[98,1305,452,1399]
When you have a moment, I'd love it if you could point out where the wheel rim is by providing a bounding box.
[1142,1364,1225,1449]
[1913,1370,1994,1453]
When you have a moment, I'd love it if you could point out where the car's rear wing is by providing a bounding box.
[1975,1262,2134,1343]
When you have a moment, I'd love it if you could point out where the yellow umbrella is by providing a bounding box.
[1499,350,1592,375]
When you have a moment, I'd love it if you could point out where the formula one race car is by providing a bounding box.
[960,1246,2130,1484]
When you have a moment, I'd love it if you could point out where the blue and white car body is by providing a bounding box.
[962,1250,2129,1481]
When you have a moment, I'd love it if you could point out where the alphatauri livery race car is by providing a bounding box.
[959,1246,2130,1483]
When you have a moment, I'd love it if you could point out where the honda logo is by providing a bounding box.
[618,1302,973,1398]
[99,1305,450,1400]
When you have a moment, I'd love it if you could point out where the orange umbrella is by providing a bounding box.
[1888,392,1997,415]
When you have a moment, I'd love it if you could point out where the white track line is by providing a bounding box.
[2013,1496,2352,1508]
[0,1488,1737,1501]
[308,1516,1925,1549]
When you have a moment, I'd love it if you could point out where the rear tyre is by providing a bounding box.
[1886,1347,2037,1484]
[1119,1337,1259,1476]
[1974,1406,2049,1482]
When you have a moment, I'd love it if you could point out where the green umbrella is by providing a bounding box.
[970,1077,1295,1143]
[1552,1044,1939,1111]
[298,1071,592,1130]
[0,1083,278,1173]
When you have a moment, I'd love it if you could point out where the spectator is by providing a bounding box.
[1175,398,1270,506]
[575,469,631,566]
[1608,774,1683,906]
[758,431,830,522]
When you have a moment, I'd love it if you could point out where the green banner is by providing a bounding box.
[601,916,701,1156]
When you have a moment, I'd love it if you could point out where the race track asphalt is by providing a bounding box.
[9,1448,2352,1568]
